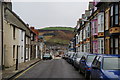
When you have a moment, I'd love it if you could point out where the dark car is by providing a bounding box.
[73,52,84,70]
[79,53,96,78]
[90,55,120,80]
[62,52,69,60]
[43,54,52,60]
[70,52,77,65]
[67,52,74,64]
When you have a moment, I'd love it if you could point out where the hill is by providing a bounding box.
[40,27,74,31]
[38,27,75,45]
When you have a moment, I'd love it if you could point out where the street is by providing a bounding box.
[16,59,85,79]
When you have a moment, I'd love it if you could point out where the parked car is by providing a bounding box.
[70,52,77,65]
[67,52,74,64]
[64,52,72,60]
[90,55,120,80]
[73,52,84,70]
[62,52,69,60]
[79,53,96,78]
[43,53,52,60]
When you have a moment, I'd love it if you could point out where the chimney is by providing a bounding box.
[30,27,35,30]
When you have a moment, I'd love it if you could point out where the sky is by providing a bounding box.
[12,0,92,29]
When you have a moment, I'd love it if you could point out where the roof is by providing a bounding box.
[4,7,32,37]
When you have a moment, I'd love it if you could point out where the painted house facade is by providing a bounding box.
[30,27,39,59]
[72,0,120,55]
[1,2,38,68]
[2,3,28,67]
[96,1,120,55]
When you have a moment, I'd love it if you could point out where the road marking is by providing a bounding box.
[13,62,39,80]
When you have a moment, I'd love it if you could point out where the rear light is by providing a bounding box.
[86,68,91,70]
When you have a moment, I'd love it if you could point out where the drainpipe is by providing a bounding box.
[1,2,4,70]
[15,45,19,70]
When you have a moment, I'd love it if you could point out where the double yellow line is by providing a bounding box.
[13,62,39,80]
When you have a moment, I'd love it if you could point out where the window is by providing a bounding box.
[110,3,119,27]
[98,39,104,54]
[92,56,101,66]
[13,26,16,39]
[84,44,86,52]
[110,6,113,27]
[115,38,118,54]
[80,45,82,52]
[93,41,98,53]
[83,29,86,39]
[101,14,104,31]
[110,38,114,54]
[21,31,24,41]
[103,57,120,70]
[13,45,15,58]
[98,13,104,32]
[110,37,119,54]
[87,43,90,52]
[87,55,96,63]
[115,4,118,25]
[86,23,90,38]
[31,33,34,41]
[92,19,97,34]
[105,9,109,30]
[88,27,90,37]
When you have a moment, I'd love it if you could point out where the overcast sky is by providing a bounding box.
[12,1,91,29]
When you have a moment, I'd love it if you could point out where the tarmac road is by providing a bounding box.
[16,59,85,79]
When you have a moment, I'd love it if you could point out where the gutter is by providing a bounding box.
[8,59,40,80]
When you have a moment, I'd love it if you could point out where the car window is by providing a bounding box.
[96,56,101,68]
[86,55,96,63]
[103,57,120,70]
[77,53,83,58]
[81,56,86,61]
[92,56,99,65]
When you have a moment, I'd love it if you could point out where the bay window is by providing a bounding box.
[98,13,104,32]
[86,23,90,38]
[110,37,119,54]
[98,38,104,54]
[110,3,119,27]
[115,4,118,25]
[105,9,109,30]
[87,43,90,53]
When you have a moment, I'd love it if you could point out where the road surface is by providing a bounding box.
[16,59,85,79]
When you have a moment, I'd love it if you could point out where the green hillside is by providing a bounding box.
[40,27,74,31]
[38,27,75,45]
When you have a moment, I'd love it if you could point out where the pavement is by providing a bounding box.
[2,58,40,79]
[16,59,85,79]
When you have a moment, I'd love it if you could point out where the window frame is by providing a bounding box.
[13,26,16,40]
[110,3,119,27]
[110,36,119,54]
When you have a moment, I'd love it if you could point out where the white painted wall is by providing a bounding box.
[25,36,31,61]
[3,20,13,67]
[36,45,38,58]
[19,30,25,63]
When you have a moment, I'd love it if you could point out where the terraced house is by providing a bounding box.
[0,1,39,69]
[72,0,120,55]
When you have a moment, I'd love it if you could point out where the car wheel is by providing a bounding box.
[89,74,92,80]
[78,68,82,74]
[85,71,89,79]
